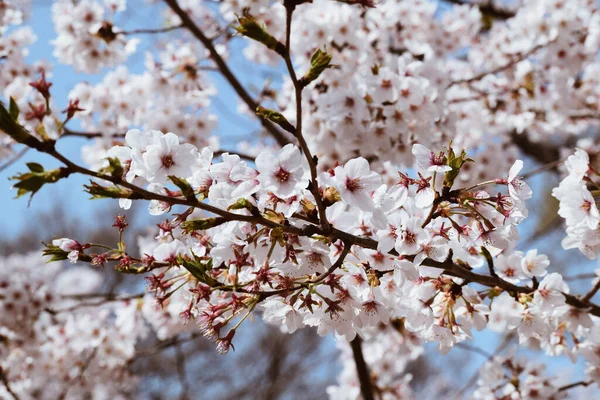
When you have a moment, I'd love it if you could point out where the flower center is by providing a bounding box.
[581,200,592,212]
[404,230,416,244]
[345,177,362,192]
[161,154,175,168]
[273,167,290,183]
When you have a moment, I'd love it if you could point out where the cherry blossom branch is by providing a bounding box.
[175,344,190,399]
[46,292,145,314]
[163,0,291,147]
[57,348,98,400]
[443,0,516,20]
[62,128,124,139]
[565,273,598,281]
[454,333,515,398]
[521,156,568,179]
[557,380,594,392]
[14,129,600,320]
[582,279,600,302]
[134,333,202,358]
[282,0,330,232]
[309,243,351,284]
[0,366,20,400]
[450,43,546,86]
[350,336,375,400]
[0,147,28,174]
[116,24,184,35]
[456,342,493,358]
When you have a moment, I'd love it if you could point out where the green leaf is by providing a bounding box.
[256,106,296,134]
[84,181,139,200]
[177,254,217,285]
[300,48,333,86]
[227,198,254,212]
[10,166,67,204]
[233,12,285,56]
[181,217,226,233]
[0,100,34,143]
[168,176,196,200]
[9,97,19,120]
[42,243,69,262]
[99,157,124,179]
[26,162,44,173]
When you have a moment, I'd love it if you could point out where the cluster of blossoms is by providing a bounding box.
[473,354,572,399]
[553,149,600,259]
[0,0,29,34]
[52,0,137,73]
[3,0,600,398]
[72,58,219,169]
[36,127,600,388]
[226,0,600,177]
[0,251,149,399]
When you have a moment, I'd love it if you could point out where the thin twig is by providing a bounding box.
[443,0,516,20]
[62,128,124,139]
[0,147,29,174]
[57,348,98,400]
[0,367,20,400]
[557,380,594,392]
[163,0,290,147]
[454,333,514,399]
[456,342,493,359]
[583,279,600,302]
[282,1,330,232]
[135,333,202,358]
[564,273,597,281]
[46,293,145,314]
[450,43,546,86]
[117,24,184,35]
[521,156,567,180]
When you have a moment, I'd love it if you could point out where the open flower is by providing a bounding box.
[333,157,382,211]
[144,132,198,184]
[256,144,308,198]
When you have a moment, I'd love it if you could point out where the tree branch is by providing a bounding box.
[443,0,517,20]
[117,24,184,35]
[282,0,330,232]
[450,43,546,86]
[163,0,291,147]
[583,279,600,303]
[0,147,28,174]
[557,380,594,392]
[350,337,375,400]
[0,367,20,400]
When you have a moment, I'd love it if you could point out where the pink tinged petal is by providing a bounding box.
[344,157,370,178]
[347,190,376,211]
[415,187,435,208]
[508,160,523,182]
[278,144,303,171]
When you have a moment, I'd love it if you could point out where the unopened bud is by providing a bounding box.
[299,48,333,86]
[233,13,285,56]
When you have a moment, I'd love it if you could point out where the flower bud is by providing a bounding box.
[299,48,333,87]
[256,106,296,134]
[233,13,285,56]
